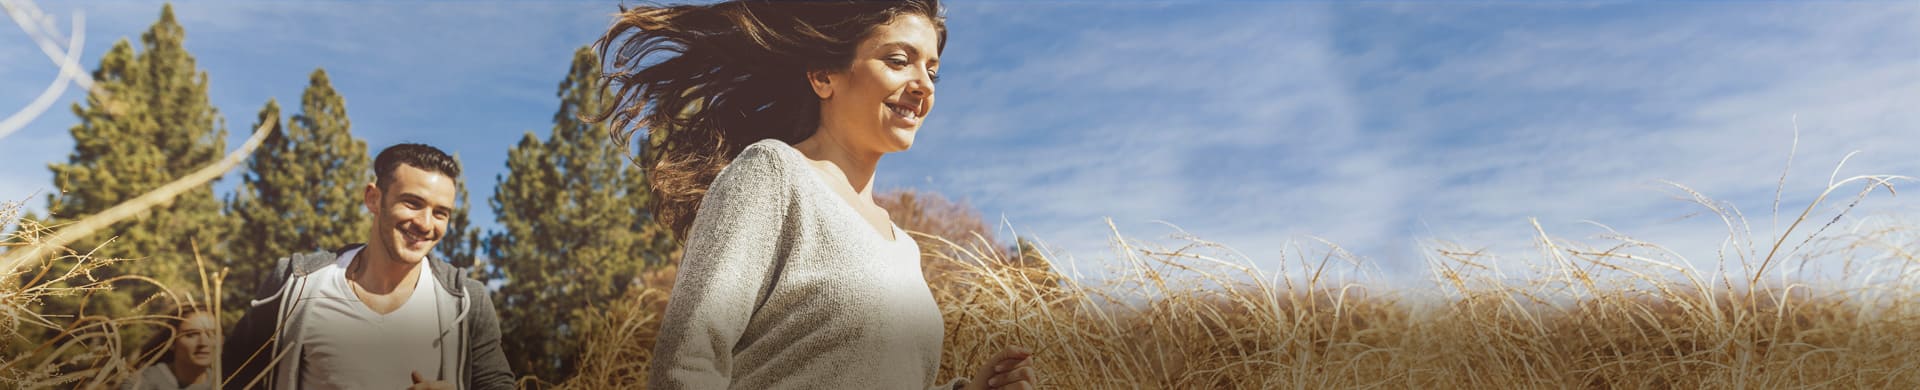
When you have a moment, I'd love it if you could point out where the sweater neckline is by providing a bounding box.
[759,140,908,245]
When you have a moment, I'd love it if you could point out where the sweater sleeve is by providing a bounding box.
[647,145,793,389]
[934,377,971,390]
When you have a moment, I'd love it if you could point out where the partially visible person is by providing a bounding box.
[123,303,219,390]
[222,143,513,390]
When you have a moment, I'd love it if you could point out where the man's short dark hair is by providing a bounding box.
[373,143,461,190]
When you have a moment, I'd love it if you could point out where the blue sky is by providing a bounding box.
[4,1,1917,284]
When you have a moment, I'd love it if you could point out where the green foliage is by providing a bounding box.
[226,69,370,318]
[37,3,228,337]
[437,152,483,275]
[486,46,675,382]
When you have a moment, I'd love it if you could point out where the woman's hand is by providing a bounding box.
[409,371,454,390]
[964,346,1036,390]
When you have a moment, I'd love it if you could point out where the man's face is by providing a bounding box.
[364,164,457,265]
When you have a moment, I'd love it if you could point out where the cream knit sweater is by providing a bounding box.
[648,139,962,389]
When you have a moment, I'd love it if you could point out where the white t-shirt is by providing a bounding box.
[298,247,445,389]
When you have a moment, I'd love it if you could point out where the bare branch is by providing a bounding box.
[0,120,274,277]
[0,6,84,140]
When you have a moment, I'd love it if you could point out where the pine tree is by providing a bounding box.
[436,152,483,275]
[487,46,673,382]
[226,69,369,316]
[40,3,229,330]
[227,99,286,293]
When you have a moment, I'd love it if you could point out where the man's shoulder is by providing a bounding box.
[285,249,338,270]
[283,244,359,276]
[251,245,358,296]
[424,256,490,297]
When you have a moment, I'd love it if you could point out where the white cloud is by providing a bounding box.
[896,2,1920,284]
[1340,2,1920,279]
[898,2,1406,279]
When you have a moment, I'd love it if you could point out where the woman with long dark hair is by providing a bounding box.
[596,1,1037,388]
[124,304,219,390]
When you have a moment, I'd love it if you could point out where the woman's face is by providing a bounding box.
[813,13,941,154]
[171,311,219,369]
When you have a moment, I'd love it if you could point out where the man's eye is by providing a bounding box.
[929,70,941,83]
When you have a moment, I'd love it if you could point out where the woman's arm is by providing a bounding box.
[648,145,793,389]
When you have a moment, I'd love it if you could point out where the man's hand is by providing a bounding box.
[965,346,1036,390]
[409,371,454,390]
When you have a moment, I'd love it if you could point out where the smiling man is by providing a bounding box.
[222,144,513,390]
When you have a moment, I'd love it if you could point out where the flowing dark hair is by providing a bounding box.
[593,0,946,238]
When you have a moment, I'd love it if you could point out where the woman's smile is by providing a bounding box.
[886,100,921,125]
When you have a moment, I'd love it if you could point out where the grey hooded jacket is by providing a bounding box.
[220,244,514,389]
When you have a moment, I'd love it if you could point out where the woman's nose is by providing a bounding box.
[911,74,934,98]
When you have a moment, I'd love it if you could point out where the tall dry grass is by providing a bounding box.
[1,212,229,389]
[563,171,1919,388]
[0,116,269,388]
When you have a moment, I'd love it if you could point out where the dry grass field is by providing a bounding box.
[562,177,1920,389]
[4,173,1916,389]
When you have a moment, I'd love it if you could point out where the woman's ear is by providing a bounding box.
[808,69,834,100]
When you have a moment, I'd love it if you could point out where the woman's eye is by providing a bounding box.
[929,70,941,83]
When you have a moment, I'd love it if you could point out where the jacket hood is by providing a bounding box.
[284,243,468,297]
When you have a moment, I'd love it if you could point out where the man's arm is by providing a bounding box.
[221,256,291,390]
[463,279,517,390]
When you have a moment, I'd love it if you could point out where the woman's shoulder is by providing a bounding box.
[739,138,800,164]
[724,138,804,181]
[709,138,807,197]
[699,139,806,221]
[124,362,177,390]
